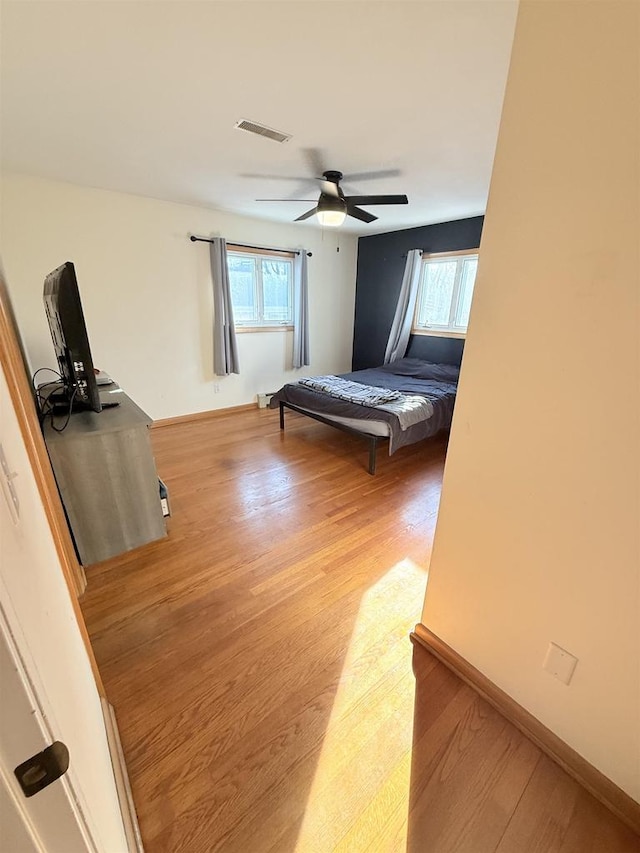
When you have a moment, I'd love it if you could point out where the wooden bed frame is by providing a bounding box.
[279,400,388,475]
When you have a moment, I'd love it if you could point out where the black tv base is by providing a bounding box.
[38,381,120,416]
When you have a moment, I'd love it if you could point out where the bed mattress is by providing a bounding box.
[271,364,457,454]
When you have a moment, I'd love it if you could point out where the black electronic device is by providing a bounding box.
[43,261,102,413]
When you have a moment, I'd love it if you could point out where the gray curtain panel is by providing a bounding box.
[292,250,310,369]
[210,237,240,375]
[383,249,423,364]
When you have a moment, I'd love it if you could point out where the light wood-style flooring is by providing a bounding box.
[80,409,640,852]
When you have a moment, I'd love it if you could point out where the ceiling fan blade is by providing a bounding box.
[319,180,340,198]
[344,168,402,183]
[302,147,327,179]
[346,204,377,224]
[241,173,313,182]
[256,199,317,202]
[294,207,318,222]
[345,194,408,206]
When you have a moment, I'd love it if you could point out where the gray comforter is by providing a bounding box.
[297,375,434,429]
[270,361,458,454]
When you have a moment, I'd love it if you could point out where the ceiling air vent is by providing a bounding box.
[234,119,291,144]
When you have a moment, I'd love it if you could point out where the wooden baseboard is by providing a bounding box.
[101,699,144,852]
[411,623,640,836]
[152,402,258,429]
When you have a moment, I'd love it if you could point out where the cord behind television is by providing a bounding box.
[32,367,61,413]
[32,366,76,433]
[48,387,78,432]
[32,367,61,395]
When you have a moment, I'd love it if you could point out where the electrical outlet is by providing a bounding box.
[213,383,220,394]
[543,642,578,685]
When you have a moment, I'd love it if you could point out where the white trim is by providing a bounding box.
[228,249,294,327]
[0,758,46,853]
[101,699,144,853]
[421,247,480,259]
[235,325,293,334]
[411,329,466,339]
[413,250,478,335]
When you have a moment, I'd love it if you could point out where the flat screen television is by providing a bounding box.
[43,261,102,413]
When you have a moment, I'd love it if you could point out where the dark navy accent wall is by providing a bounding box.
[352,215,484,369]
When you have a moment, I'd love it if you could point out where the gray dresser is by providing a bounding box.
[42,386,166,566]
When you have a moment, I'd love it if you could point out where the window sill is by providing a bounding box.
[235,325,293,334]
[411,329,466,340]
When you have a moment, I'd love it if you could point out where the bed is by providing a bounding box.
[270,358,459,474]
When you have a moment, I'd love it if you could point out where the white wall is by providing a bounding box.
[0,174,358,420]
[421,0,639,800]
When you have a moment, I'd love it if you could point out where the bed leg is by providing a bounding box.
[279,401,285,430]
[368,438,378,475]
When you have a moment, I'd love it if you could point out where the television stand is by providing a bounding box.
[41,384,166,566]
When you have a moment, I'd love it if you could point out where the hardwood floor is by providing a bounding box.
[80,409,640,852]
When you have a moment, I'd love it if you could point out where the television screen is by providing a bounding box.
[43,261,102,413]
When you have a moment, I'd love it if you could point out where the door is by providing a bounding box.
[0,361,129,852]
[0,612,93,852]
[0,738,42,853]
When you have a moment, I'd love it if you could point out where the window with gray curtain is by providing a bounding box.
[210,237,240,375]
[227,248,295,327]
[383,249,423,364]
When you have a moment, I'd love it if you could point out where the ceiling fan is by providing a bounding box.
[256,169,409,226]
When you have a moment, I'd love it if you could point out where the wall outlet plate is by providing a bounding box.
[543,642,578,685]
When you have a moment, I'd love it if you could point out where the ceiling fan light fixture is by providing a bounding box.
[317,209,346,227]
[316,194,346,227]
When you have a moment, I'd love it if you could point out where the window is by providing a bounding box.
[413,251,479,336]
[227,247,294,328]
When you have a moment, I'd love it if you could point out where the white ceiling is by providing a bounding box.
[0,1,518,235]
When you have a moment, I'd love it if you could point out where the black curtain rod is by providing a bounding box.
[189,235,311,257]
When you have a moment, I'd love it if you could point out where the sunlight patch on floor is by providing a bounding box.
[294,558,428,853]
